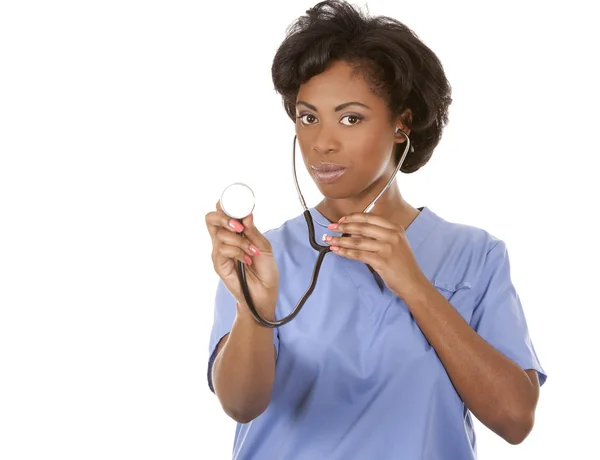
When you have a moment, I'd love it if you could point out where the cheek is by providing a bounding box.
[297,138,312,166]
[355,122,393,148]
[353,132,394,169]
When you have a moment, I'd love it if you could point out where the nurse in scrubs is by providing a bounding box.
[204,1,547,459]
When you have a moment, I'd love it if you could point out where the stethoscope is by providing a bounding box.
[219,129,412,328]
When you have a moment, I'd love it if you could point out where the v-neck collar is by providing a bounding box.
[308,206,440,314]
[309,206,438,252]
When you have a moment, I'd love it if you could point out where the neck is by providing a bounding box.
[316,180,419,229]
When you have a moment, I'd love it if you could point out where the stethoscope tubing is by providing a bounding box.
[238,130,411,328]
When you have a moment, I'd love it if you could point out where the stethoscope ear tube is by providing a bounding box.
[235,130,411,327]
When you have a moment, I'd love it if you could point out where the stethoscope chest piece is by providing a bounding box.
[220,182,255,220]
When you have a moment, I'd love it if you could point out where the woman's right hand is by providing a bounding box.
[205,201,279,320]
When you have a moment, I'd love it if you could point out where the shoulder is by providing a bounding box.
[418,208,509,285]
[425,207,504,256]
[418,209,519,320]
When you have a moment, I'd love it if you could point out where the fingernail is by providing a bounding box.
[338,216,346,223]
[321,234,332,242]
[330,245,339,251]
[229,220,243,231]
[328,223,338,230]
[244,254,252,265]
[249,245,260,256]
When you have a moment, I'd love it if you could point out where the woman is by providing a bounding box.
[204,1,546,458]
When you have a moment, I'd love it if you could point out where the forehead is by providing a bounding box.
[297,60,382,107]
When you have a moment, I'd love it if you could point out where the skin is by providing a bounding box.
[204,206,278,423]
[205,59,540,443]
[295,61,417,229]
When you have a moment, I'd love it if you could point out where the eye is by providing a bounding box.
[297,114,318,125]
[340,115,363,126]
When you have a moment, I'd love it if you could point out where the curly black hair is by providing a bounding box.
[271,0,452,173]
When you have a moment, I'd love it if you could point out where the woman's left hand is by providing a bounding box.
[324,213,428,300]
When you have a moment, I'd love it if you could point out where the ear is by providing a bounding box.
[394,108,413,142]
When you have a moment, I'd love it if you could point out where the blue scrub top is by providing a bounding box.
[207,207,547,460]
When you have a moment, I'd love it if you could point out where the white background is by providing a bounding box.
[1,0,598,458]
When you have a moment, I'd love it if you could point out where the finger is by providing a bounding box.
[329,245,378,265]
[330,222,397,241]
[205,210,245,240]
[215,200,245,229]
[239,213,272,252]
[336,213,401,231]
[215,243,253,266]
[216,228,261,257]
[323,234,383,252]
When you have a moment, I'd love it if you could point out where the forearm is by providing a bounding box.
[212,302,276,423]
[404,278,538,444]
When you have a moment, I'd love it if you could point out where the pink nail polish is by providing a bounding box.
[244,254,252,265]
[229,220,243,232]
[249,245,260,256]
[328,223,338,230]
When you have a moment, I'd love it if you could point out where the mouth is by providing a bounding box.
[310,163,347,184]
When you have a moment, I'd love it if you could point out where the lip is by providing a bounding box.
[310,163,347,184]
[311,163,346,172]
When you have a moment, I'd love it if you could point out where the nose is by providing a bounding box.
[312,126,340,155]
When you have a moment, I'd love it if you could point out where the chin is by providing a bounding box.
[314,181,360,200]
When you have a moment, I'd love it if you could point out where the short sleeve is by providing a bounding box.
[470,241,547,386]
[206,280,280,393]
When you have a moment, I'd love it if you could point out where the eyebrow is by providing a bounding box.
[296,100,371,112]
